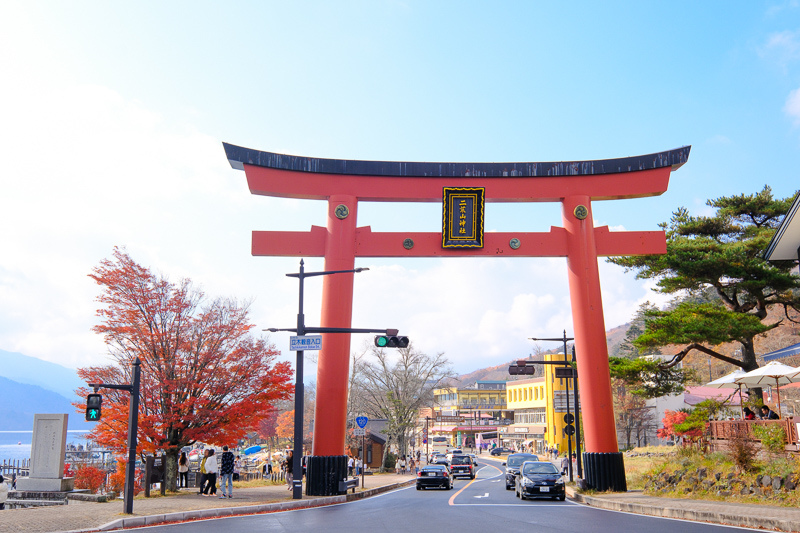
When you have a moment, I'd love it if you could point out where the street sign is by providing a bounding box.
[555,367,576,379]
[354,428,366,436]
[356,416,369,429]
[289,335,322,351]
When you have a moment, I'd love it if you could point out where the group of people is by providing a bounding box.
[394,455,417,475]
[742,405,780,420]
[347,455,365,476]
[178,445,241,498]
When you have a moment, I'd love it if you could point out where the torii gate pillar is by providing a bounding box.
[224,143,690,494]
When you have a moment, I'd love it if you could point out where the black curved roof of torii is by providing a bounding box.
[223,143,690,178]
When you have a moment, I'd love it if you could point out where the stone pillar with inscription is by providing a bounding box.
[16,414,75,492]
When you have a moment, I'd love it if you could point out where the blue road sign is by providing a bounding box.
[356,416,368,429]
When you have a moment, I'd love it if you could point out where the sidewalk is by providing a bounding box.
[0,473,417,533]
[5,460,800,533]
[480,453,800,532]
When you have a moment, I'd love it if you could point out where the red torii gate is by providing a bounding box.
[224,142,690,492]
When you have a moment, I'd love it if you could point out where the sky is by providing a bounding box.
[1,1,800,380]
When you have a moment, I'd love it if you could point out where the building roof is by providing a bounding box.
[224,142,690,178]
[765,192,800,261]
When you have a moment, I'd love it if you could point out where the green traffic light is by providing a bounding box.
[376,336,388,347]
[88,409,99,419]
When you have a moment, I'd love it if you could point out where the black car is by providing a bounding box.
[416,464,454,490]
[448,454,475,479]
[502,453,539,489]
[489,447,512,456]
[515,461,566,501]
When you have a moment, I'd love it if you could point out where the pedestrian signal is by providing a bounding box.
[86,393,102,421]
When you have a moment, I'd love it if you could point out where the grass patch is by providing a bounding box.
[628,445,800,507]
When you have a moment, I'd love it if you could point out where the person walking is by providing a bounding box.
[205,448,218,496]
[233,455,242,481]
[178,451,189,489]
[198,449,210,495]
[348,455,354,476]
[285,451,294,490]
[219,445,235,499]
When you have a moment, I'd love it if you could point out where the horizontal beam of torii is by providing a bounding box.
[224,142,690,492]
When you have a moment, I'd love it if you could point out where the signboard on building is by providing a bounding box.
[436,415,464,423]
[442,187,485,249]
[513,427,529,433]
[553,390,581,413]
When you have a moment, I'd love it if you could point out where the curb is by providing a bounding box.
[77,480,415,532]
[566,487,800,533]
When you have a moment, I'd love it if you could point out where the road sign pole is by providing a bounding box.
[361,433,365,488]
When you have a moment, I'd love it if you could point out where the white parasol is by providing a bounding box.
[706,368,748,417]
[734,361,800,417]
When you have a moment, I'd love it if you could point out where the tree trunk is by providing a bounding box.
[164,447,180,492]
[741,339,764,400]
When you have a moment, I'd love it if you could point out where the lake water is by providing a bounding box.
[0,431,91,462]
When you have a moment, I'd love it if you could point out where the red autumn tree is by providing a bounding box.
[275,410,295,443]
[656,409,703,443]
[77,248,293,491]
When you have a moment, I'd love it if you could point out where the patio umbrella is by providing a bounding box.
[706,368,748,417]
[734,361,800,417]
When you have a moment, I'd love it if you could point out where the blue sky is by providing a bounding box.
[1,1,800,378]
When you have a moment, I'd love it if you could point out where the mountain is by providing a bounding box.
[0,376,92,430]
[456,324,631,386]
[0,348,85,401]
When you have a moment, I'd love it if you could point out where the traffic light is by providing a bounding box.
[374,335,409,348]
[509,360,536,375]
[86,393,102,421]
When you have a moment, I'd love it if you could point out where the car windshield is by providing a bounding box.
[425,465,446,471]
[507,455,536,467]
[522,463,559,475]
[450,456,470,465]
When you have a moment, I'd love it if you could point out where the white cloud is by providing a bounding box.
[759,29,800,69]
[785,87,800,125]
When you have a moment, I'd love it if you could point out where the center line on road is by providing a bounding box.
[449,463,503,505]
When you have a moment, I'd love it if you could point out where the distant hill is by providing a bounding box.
[455,322,631,386]
[0,376,90,430]
[0,348,85,401]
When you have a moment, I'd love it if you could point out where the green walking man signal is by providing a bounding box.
[374,335,409,348]
[86,393,102,421]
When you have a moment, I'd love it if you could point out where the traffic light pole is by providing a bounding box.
[88,357,141,515]
[529,332,576,482]
[266,259,403,499]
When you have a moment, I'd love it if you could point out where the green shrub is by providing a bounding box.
[752,424,787,455]
[383,451,396,470]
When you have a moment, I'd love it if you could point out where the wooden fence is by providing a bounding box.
[1,459,30,480]
[709,417,799,451]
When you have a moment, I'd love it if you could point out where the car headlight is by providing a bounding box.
[555,478,565,485]
[521,477,534,486]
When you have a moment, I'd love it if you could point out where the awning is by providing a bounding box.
[763,342,800,362]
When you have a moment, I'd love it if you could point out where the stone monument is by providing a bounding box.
[16,413,74,491]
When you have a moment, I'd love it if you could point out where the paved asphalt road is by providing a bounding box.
[133,460,763,533]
